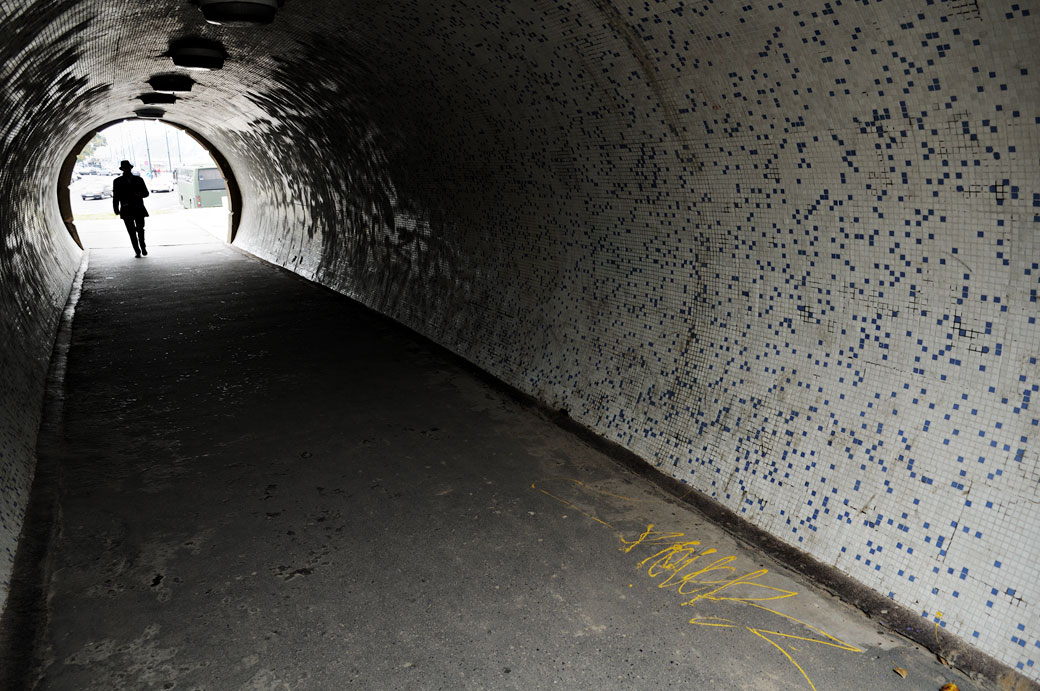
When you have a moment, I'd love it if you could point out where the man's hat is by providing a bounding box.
[118,160,134,171]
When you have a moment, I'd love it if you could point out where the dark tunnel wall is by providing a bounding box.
[0,0,97,608]
[0,0,1037,675]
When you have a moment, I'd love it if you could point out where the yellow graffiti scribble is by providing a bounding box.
[533,478,644,505]
[689,616,737,627]
[531,480,864,691]
[630,524,864,689]
[742,603,862,653]
[531,479,652,532]
[748,627,819,691]
[531,482,615,530]
[681,568,776,605]
[620,524,687,553]
[632,531,795,604]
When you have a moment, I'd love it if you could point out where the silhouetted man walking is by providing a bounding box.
[113,160,150,257]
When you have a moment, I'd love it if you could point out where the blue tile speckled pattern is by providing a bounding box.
[233,1,1040,674]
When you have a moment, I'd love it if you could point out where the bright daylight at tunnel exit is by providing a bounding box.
[0,0,1037,690]
[66,120,232,254]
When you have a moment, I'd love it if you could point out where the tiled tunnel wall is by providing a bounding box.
[0,0,1037,677]
[0,0,95,611]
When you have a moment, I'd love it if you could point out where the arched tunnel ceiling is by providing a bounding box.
[1,0,1038,680]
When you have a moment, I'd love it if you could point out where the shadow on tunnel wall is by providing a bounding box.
[225,33,495,340]
[0,0,107,606]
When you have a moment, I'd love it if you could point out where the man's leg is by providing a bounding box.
[136,217,147,255]
[122,217,141,256]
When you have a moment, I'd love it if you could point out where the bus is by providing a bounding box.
[175,165,227,208]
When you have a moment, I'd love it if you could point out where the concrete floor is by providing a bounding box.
[26,236,981,690]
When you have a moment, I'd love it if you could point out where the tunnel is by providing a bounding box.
[0,0,1037,687]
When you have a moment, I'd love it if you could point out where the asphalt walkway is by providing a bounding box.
[29,237,980,690]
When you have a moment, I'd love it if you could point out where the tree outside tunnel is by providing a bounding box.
[75,132,107,164]
[61,119,237,251]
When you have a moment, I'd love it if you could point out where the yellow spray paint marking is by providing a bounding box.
[531,479,864,691]
[620,524,688,553]
[531,482,614,530]
[748,627,819,691]
[689,616,737,628]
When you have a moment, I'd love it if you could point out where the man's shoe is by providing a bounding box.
[142,248,148,256]
[135,252,141,258]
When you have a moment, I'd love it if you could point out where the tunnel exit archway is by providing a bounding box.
[58,119,243,250]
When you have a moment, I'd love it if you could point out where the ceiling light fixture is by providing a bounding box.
[169,38,227,71]
[198,0,280,26]
[135,108,166,119]
[148,73,195,93]
[138,92,178,105]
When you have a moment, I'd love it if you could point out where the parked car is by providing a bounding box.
[148,174,174,193]
[81,179,113,200]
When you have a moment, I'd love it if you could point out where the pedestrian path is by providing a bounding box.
[73,206,229,250]
[32,240,980,690]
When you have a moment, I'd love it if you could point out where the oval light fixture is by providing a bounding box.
[169,37,227,71]
[139,92,178,105]
[148,73,195,93]
[135,108,166,119]
[198,0,280,26]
